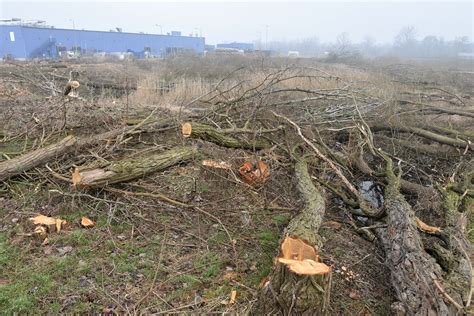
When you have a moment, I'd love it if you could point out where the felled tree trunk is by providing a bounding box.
[0,135,77,181]
[371,124,473,149]
[181,122,269,150]
[375,157,458,315]
[252,159,331,315]
[0,119,173,182]
[73,146,197,188]
[429,180,473,310]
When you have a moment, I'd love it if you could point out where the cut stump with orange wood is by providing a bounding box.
[252,158,332,315]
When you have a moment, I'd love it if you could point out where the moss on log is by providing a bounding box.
[375,153,458,314]
[74,146,197,188]
[0,119,173,182]
[181,122,270,150]
[252,159,331,315]
[0,135,77,182]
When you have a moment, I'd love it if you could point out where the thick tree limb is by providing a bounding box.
[181,122,270,150]
[252,158,331,315]
[0,135,77,182]
[375,152,458,315]
[73,146,197,188]
[371,124,473,149]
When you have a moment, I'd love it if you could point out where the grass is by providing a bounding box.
[0,207,159,313]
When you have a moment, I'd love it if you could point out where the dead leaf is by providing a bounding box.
[415,217,441,234]
[202,159,232,170]
[278,258,331,275]
[81,216,95,228]
[323,221,342,230]
[229,290,237,305]
[280,236,318,261]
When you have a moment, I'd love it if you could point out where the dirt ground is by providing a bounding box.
[0,55,472,314]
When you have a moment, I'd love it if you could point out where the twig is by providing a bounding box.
[431,275,464,311]
[133,227,168,313]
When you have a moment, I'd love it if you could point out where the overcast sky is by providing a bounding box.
[1,1,472,44]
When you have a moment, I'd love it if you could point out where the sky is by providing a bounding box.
[0,0,472,44]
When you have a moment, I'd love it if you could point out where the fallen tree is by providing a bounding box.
[0,135,77,182]
[252,158,332,315]
[72,146,197,188]
[374,153,458,314]
[0,118,173,182]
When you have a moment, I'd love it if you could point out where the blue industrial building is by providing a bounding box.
[0,24,205,59]
[216,42,254,51]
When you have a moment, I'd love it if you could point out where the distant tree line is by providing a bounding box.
[257,26,473,60]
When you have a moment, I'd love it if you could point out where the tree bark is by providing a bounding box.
[0,119,173,182]
[73,146,197,188]
[252,159,331,315]
[181,122,270,150]
[375,156,458,315]
[0,135,77,181]
[371,124,473,150]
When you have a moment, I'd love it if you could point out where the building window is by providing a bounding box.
[9,32,15,42]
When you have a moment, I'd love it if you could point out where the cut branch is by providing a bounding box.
[0,135,77,182]
[73,146,197,188]
[371,124,473,149]
[181,122,270,150]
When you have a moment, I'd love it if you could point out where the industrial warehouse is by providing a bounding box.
[0,20,205,59]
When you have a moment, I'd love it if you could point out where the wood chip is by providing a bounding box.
[81,216,95,228]
[415,217,441,234]
[229,290,237,305]
[202,159,232,170]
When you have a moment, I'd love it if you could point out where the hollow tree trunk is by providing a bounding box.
[0,135,77,181]
[73,146,197,188]
[252,159,331,315]
[181,122,270,150]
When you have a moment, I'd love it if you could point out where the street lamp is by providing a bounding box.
[155,24,163,35]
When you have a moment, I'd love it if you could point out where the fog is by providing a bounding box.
[1,0,472,45]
